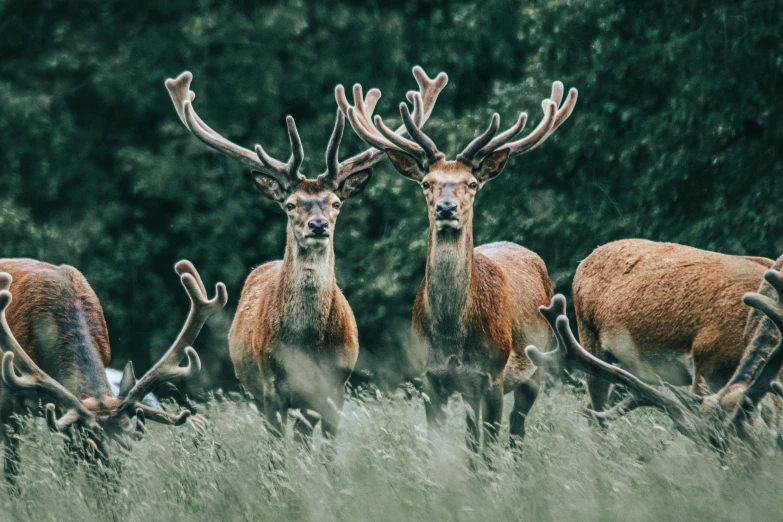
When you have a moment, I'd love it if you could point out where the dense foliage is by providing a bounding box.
[1,0,781,389]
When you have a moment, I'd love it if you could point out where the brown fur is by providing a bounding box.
[572,239,772,415]
[398,159,554,449]
[0,258,117,410]
[228,179,360,440]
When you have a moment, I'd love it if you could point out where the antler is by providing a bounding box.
[0,273,98,432]
[737,269,783,409]
[524,294,699,438]
[111,261,227,424]
[332,65,448,177]
[165,71,305,189]
[457,81,578,168]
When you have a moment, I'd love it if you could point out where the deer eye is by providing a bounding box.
[468,182,478,189]
[333,202,341,209]
[285,203,295,211]
[422,181,430,189]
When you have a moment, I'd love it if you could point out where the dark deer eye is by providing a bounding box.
[469,182,478,189]
[422,182,430,189]
[286,203,295,211]
[333,202,341,209]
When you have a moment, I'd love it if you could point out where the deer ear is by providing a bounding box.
[386,149,426,182]
[336,169,372,200]
[118,361,136,399]
[476,148,511,184]
[252,172,288,202]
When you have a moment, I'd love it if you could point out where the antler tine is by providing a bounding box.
[399,102,444,163]
[740,269,783,408]
[115,261,227,412]
[334,65,448,179]
[525,295,698,436]
[0,275,96,433]
[319,109,346,186]
[165,71,303,189]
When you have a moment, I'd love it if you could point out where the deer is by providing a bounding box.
[338,76,577,450]
[165,67,447,442]
[569,239,773,423]
[525,263,783,450]
[0,258,226,483]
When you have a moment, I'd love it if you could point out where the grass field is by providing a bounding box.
[1,383,781,522]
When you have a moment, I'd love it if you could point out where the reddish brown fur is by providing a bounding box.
[0,258,117,412]
[228,179,360,440]
[572,239,772,415]
[398,159,554,449]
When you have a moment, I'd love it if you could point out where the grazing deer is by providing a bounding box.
[526,271,783,448]
[339,77,577,449]
[571,239,772,421]
[0,259,226,482]
[165,67,447,441]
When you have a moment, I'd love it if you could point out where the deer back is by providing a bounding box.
[0,258,111,399]
[573,239,772,388]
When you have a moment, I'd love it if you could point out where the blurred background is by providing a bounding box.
[1,0,781,393]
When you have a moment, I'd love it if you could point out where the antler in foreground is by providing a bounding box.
[524,295,700,439]
[109,260,227,426]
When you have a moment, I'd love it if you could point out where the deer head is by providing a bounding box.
[0,262,226,459]
[166,67,447,253]
[339,78,576,234]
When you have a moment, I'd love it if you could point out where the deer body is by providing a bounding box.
[0,259,116,413]
[229,208,359,439]
[340,76,577,449]
[166,67,449,441]
[413,231,554,448]
[0,258,225,482]
[572,239,772,416]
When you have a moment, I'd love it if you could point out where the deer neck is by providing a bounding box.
[424,216,475,333]
[277,228,337,338]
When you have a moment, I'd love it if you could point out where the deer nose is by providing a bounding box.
[436,201,457,219]
[308,218,329,234]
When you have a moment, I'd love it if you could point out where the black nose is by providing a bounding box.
[308,218,329,234]
[436,201,457,219]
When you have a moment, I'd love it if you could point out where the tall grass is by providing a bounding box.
[1,384,780,521]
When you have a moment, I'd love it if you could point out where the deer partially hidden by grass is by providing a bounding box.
[0,259,226,483]
[526,257,783,449]
[570,239,772,423]
[339,76,577,450]
[166,67,447,442]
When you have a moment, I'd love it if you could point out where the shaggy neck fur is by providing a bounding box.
[277,227,336,343]
[424,215,475,337]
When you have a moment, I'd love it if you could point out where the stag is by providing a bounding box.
[0,259,226,483]
[571,239,772,422]
[526,263,783,448]
[339,76,577,449]
[166,67,447,442]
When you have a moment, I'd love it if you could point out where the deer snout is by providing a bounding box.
[436,201,458,219]
[308,218,329,235]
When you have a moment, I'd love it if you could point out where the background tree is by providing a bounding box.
[1,0,781,390]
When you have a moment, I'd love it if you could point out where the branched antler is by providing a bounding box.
[457,81,578,168]
[165,72,305,189]
[525,294,700,438]
[733,270,783,416]
[110,261,227,424]
[335,66,449,173]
